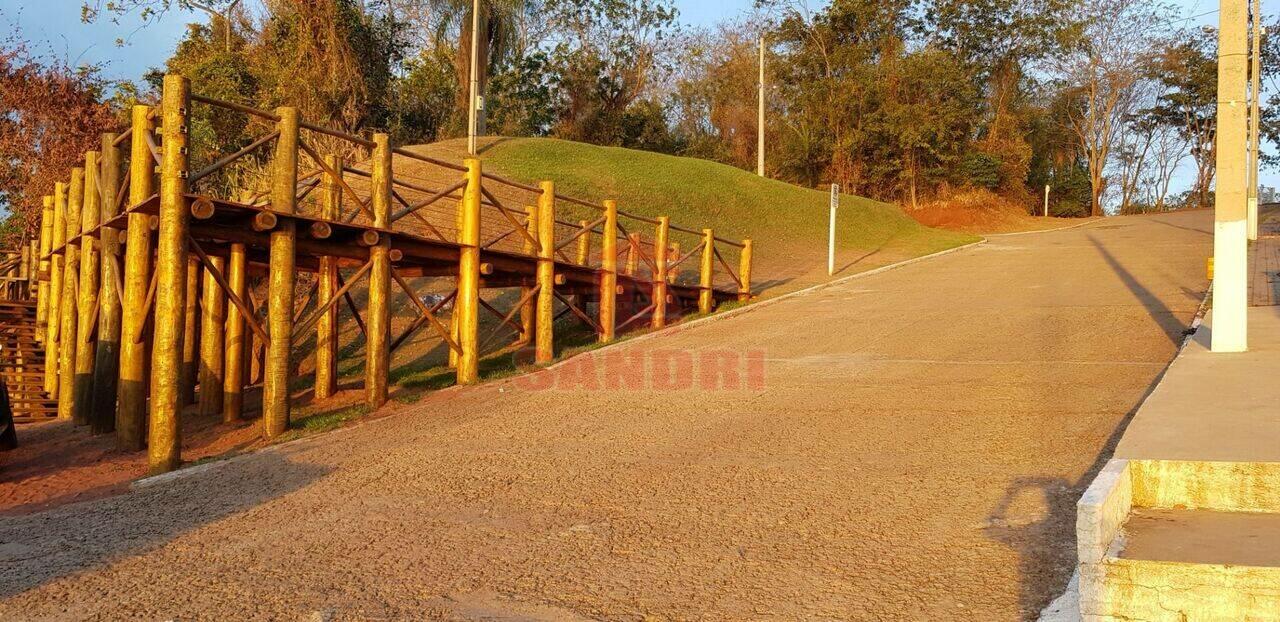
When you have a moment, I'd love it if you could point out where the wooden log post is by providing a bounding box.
[455,159,482,384]
[197,255,226,417]
[56,168,84,421]
[365,134,392,408]
[738,239,753,302]
[698,228,715,314]
[263,106,299,439]
[576,219,591,266]
[314,155,341,401]
[148,75,191,474]
[36,195,53,335]
[72,152,103,426]
[652,216,669,328]
[91,133,123,434]
[518,204,538,345]
[535,181,555,363]
[45,183,67,397]
[222,243,246,422]
[117,105,155,451]
[599,200,618,342]
[181,258,199,406]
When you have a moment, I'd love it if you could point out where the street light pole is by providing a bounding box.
[467,0,481,155]
[757,36,765,178]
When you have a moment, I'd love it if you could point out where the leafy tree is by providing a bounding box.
[0,43,117,237]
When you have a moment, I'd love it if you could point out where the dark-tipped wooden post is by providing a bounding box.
[56,168,84,421]
[222,243,246,422]
[263,106,299,438]
[652,216,669,328]
[91,133,123,434]
[698,228,714,314]
[181,258,199,406]
[315,154,341,401]
[36,195,53,334]
[518,204,538,345]
[45,182,67,398]
[366,134,392,408]
[148,74,190,474]
[197,255,226,416]
[455,159,482,384]
[738,239,753,302]
[535,181,555,363]
[72,151,102,426]
[599,200,618,342]
[117,105,155,450]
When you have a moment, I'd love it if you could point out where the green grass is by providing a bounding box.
[413,137,977,265]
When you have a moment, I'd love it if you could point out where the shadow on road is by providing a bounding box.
[0,452,331,599]
[985,345,1173,617]
[1088,234,1187,346]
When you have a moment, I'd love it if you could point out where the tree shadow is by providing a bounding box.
[0,451,332,599]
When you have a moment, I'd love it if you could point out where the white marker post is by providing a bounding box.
[1043,185,1050,217]
[828,184,839,276]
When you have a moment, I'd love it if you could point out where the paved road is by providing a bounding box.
[0,211,1212,621]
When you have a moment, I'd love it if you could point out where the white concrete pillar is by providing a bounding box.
[1212,0,1249,353]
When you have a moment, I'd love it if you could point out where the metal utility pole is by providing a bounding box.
[757,36,766,177]
[1212,0,1249,353]
[1248,0,1262,241]
[467,0,481,155]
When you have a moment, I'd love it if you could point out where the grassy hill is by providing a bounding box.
[406,138,978,294]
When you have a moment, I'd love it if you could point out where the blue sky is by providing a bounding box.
[0,0,1271,193]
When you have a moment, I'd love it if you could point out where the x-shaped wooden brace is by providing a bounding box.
[389,272,458,354]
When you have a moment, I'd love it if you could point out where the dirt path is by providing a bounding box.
[0,211,1211,621]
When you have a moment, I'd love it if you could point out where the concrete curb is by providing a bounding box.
[1035,282,1214,622]
[132,238,990,490]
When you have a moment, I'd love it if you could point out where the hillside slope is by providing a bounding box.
[405,138,978,294]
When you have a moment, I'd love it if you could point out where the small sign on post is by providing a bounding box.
[828,184,839,276]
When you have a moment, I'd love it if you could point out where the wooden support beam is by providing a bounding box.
[456,159,482,384]
[699,228,714,314]
[117,105,155,450]
[519,204,538,345]
[536,181,555,364]
[366,134,392,409]
[72,151,103,426]
[91,133,123,434]
[576,219,592,266]
[599,200,618,342]
[36,195,52,332]
[197,255,226,417]
[652,216,669,329]
[181,258,199,407]
[148,74,190,474]
[263,106,299,439]
[739,239,752,301]
[56,168,84,421]
[45,183,66,397]
[223,243,247,422]
[315,154,341,401]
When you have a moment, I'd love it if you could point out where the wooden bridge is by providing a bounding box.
[24,74,753,473]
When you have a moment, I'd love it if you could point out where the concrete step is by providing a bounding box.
[1077,459,1280,621]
